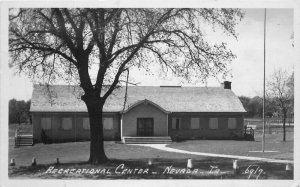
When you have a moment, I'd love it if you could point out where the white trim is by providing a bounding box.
[122,99,170,114]
[120,115,123,143]
[166,113,169,136]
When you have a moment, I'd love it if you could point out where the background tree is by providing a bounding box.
[9,8,243,164]
[248,96,263,118]
[238,96,251,117]
[239,95,275,118]
[266,69,294,141]
[9,99,31,125]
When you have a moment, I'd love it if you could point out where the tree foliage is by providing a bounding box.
[266,69,294,141]
[9,8,244,164]
[9,8,243,89]
[239,96,274,118]
[9,99,31,124]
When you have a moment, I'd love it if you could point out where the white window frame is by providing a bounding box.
[103,118,113,130]
[41,118,51,130]
[191,118,200,129]
[209,118,218,129]
[228,118,237,129]
[83,118,90,130]
[62,118,72,130]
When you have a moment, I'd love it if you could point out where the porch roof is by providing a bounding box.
[30,85,246,113]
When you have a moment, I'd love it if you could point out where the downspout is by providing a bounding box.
[121,69,129,143]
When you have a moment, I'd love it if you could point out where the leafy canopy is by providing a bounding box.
[9,8,244,96]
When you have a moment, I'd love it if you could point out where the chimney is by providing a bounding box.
[223,81,231,89]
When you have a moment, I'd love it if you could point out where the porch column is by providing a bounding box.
[166,113,169,136]
[120,114,124,143]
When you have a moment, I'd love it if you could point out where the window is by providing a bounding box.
[62,118,72,130]
[41,118,51,130]
[103,118,113,130]
[209,118,218,129]
[172,118,181,130]
[228,118,237,129]
[191,118,200,129]
[83,118,90,130]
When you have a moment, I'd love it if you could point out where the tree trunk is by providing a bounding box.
[282,111,286,142]
[82,93,109,164]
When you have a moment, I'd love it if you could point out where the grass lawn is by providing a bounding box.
[168,131,294,160]
[9,140,293,179]
[8,124,294,179]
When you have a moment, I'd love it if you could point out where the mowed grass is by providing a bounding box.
[8,123,294,179]
[168,131,294,160]
[9,139,210,167]
[8,139,293,180]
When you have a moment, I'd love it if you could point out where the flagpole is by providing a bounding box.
[262,8,266,152]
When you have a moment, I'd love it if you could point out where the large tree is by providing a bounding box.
[9,8,243,164]
[266,69,294,141]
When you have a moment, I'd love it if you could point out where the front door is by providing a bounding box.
[137,118,154,136]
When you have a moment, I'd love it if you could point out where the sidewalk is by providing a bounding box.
[133,144,293,164]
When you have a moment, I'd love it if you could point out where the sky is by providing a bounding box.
[8,8,295,100]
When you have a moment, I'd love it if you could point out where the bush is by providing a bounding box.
[171,134,184,142]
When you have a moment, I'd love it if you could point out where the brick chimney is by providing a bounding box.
[223,81,231,89]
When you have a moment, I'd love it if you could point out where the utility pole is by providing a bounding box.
[262,8,266,152]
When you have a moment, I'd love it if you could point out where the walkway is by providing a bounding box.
[133,144,293,164]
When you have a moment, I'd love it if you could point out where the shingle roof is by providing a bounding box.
[30,85,246,113]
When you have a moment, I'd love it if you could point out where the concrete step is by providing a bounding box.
[15,135,34,147]
[123,136,172,144]
[17,143,33,146]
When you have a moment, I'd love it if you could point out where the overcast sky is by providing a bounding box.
[8,8,295,100]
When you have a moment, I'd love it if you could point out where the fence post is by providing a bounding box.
[187,159,193,169]
[32,157,37,166]
[233,160,239,174]
[10,158,16,166]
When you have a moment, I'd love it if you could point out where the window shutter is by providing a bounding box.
[191,118,200,129]
[228,118,237,129]
[103,118,113,130]
[176,118,181,130]
[172,118,176,129]
[62,118,72,130]
[41,118,51,130]
[209,118,218,129]
[83,118,90,130]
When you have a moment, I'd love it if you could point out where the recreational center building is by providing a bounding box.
[30,81,246,143]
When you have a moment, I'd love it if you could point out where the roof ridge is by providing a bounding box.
[33,84,226,89]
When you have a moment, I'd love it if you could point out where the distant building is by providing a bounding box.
[30,81,246,143]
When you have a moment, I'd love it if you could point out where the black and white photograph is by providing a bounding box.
[0,0,299,186]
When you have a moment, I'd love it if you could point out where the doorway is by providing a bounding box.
[137,118,154,136]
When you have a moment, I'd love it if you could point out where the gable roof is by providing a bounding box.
[30,85,246,113]
[123,99,170,114]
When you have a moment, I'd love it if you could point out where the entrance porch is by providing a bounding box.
[122,136,172,144]
[121,99,170,141]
